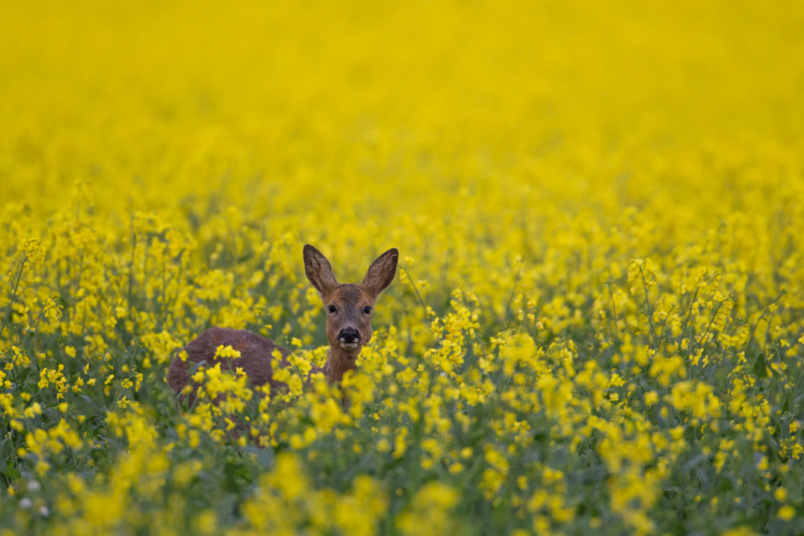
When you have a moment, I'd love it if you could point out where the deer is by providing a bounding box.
[166,245,399,403]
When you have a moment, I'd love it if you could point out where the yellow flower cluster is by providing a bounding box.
[1,0,803,534]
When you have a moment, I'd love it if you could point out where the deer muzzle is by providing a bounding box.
[338,326,361,349]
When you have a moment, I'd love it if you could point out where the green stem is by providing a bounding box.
[400,266,427,320]
[2,253,28,341]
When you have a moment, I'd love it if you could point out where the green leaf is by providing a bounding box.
[753,354,768,379]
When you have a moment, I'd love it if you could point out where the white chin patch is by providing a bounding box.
[339,342,359,350]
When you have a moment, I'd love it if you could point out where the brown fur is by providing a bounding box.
[166,327,291,404]
[166,245,398,402]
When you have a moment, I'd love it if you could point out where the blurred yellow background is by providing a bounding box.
[1,2,804,534]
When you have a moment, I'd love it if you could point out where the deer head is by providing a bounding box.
[303,245,398,382]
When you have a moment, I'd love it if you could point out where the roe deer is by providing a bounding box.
[167,245,399,401]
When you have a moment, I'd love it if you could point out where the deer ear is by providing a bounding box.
[303,245,338,296]
[362,248,399,298]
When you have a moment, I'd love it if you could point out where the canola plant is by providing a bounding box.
[1,0,803,534]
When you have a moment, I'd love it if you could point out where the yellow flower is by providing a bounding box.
[778,506,795,521]
[214,344,241,359]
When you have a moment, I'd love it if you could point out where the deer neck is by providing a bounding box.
[324,346,359,384]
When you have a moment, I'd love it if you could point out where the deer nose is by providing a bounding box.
[338,327,360,344]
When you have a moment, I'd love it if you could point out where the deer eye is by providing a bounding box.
[327,305,338,314]
[363,306,373,315]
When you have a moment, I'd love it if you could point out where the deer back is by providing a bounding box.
[167,327,291,402]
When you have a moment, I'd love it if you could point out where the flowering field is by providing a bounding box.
[2,0,804,534]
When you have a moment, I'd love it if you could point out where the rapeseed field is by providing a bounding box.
[2,0,804,534]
